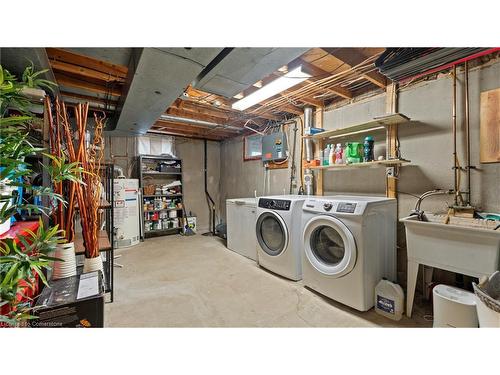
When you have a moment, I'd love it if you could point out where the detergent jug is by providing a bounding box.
[345,142,363,164]
[363,136,375,162]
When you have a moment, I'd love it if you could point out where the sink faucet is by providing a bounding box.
[410,189,454,221]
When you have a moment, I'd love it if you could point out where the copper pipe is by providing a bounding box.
[464,61,471,206]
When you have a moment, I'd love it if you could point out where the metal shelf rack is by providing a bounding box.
[137,155,183,239]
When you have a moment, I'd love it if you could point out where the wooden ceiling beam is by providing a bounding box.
[320,48,387,88]
[151,123,226,141]
[46,48,128,78]
[294,59,353,99]
[149,128,224,141]
[166,107,231,125]
[155,119,239,135]
[173,99,230,120]
[54,73,122,97]
[50,60,125,83]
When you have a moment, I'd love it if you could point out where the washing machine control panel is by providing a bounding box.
[259,198,291,211]
[323,202,333,211]
[336,202,357,213]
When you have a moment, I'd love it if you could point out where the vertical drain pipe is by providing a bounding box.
[452,65,459,206]
[464,61,471,206]
[203,139,216,235]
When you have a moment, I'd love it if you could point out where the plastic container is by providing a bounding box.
[374,279,404,321]
[433,284,478,327]
[363,136,375,162]
[334,143,343,164]
[323,146,330,166]
[328,144,335,165]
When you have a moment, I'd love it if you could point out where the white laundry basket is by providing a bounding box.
[473,272,500,328]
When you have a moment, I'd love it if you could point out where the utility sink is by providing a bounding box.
[401,214,500,317]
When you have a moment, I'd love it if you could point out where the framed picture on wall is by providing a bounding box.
[243,135,262,161]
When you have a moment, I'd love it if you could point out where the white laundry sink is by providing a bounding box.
[400,214,500,317]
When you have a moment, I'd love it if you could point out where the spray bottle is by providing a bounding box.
[323,145,330,166]
[334,143,343,164]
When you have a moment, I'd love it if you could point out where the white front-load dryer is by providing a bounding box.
[301,195,397,311]
[255,195,307,281]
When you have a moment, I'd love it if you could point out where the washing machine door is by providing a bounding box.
[256,211,289,256]
[303,215,357,278]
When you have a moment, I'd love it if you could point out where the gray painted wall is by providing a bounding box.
[219,60,500,286]
[104,135,221,233]
[220,60,500,219]
[220,120,305,220]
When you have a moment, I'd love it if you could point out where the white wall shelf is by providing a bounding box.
[304,113,410,140]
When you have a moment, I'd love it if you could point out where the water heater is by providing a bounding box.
[113,179,140,248]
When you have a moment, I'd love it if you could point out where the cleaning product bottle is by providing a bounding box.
[334,143,343,164]
[323,145,330,166]
[374,279,404,321]
[329,144,335,165]
[363,136,375,162]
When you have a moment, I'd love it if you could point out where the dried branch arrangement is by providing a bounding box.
[50,98,105,258]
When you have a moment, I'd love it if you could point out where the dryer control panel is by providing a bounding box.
[258,198,291,211]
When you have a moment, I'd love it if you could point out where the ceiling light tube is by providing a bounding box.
[232,66,311,111]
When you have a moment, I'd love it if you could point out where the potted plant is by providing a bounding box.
[0,63,83,326]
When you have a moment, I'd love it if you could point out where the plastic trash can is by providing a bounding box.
[432,284,478,328]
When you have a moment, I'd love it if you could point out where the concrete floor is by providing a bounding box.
[105,235,432,327]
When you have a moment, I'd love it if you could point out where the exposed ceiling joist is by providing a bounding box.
[296,60,353,99]
[321,48,387,88]
[166,107,235,127]
[46,48,128,78]
[50,60,125,83]
[54,73,122,96]
[151,123,225,141]
[155,119,238,135]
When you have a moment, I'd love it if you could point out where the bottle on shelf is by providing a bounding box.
[334,143,344,164]
[328,144,335,165]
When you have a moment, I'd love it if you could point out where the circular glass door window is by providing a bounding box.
[310,225,346,266]
[256,213,287,256]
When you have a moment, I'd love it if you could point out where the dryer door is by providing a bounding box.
[256,211,289,256]
[303,215,357,278]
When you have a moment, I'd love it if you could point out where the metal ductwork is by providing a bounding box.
[303,106,315,162]
[159,114,242,132]
[192,48,310,98]
[108,48,224,135]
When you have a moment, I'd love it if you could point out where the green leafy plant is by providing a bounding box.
[0,62,79,326]
[0,219,64,325]
[21,61,58,93]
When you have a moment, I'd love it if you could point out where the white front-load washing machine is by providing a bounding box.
[301,195,397,311]
[255,195,307,281]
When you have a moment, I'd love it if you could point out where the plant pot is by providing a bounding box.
[51,242,77,280]
[83,254,104,274]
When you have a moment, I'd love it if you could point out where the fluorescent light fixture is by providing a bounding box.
[232,66,311,111]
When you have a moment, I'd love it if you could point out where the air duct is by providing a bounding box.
[159,114,242,132]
